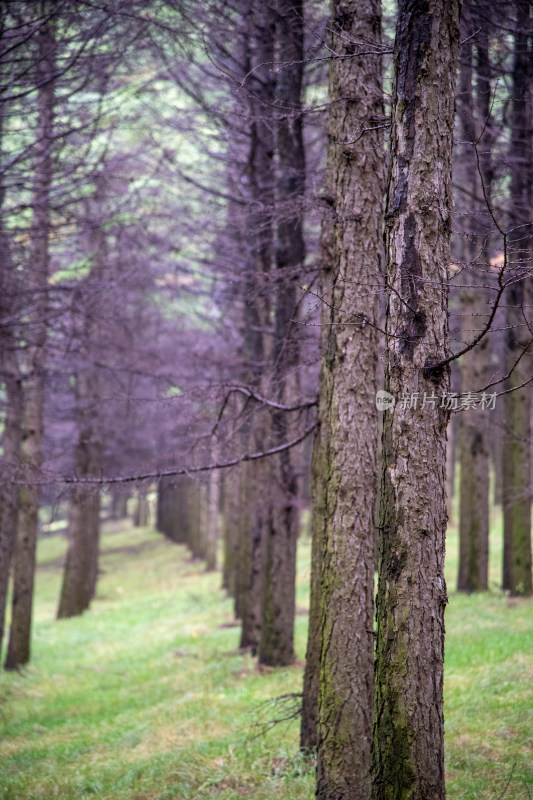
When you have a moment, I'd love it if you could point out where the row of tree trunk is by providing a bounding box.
[0,19,531,800]
[456,0,532,597]
[296,1,532,799]
[208,0,308,669]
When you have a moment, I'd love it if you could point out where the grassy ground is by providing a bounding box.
[0,509,531,800]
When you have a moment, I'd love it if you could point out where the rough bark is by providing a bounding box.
[372,2,460,798]
[310,0,385,794]
[258,0,305,668]
[502,0,533,597]
[5,14,55,669]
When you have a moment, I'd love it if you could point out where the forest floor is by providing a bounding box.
[0,509,532,800]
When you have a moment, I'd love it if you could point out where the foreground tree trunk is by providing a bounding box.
[306,0,385,793]
[5,15,55,669]
[502,0,533,597]
[372,2,460,798]
[258,0,305,668]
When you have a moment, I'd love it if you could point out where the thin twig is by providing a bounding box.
[7,421,318,487]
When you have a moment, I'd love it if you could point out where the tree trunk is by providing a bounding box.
[222,466,241,597]
[156,479,167,534]
[372,2,460,798]
[5,14,55,670]
[309,1,385,794]
[446,401,455,520]
[157,477,192,544]
[134,488,149,527]
[300,394,328,751]
[458,325,490,591]
[205,461,220,572]
[110,487,130,520]
[258,0,305,668]
[0,368,22,651]
[57,173,107,619]
[186,480,205,559]
[238,460,265,651]
[491,336,505,506]
[235,1,276,652]
[502,0,533,597]
[458,398,490,590]
[57,378,101,619]
[457,25,491,592]
[57,486,100,619]
[447,360,461,519]
[300,145,337,752]
[0,365,22,656]
[0,41,23,656]
[156,478,175,539]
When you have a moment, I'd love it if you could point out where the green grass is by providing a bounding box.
[444,499,533,799]
[0,511,531,800]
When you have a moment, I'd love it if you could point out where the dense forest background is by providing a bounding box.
[0,1,532,799]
